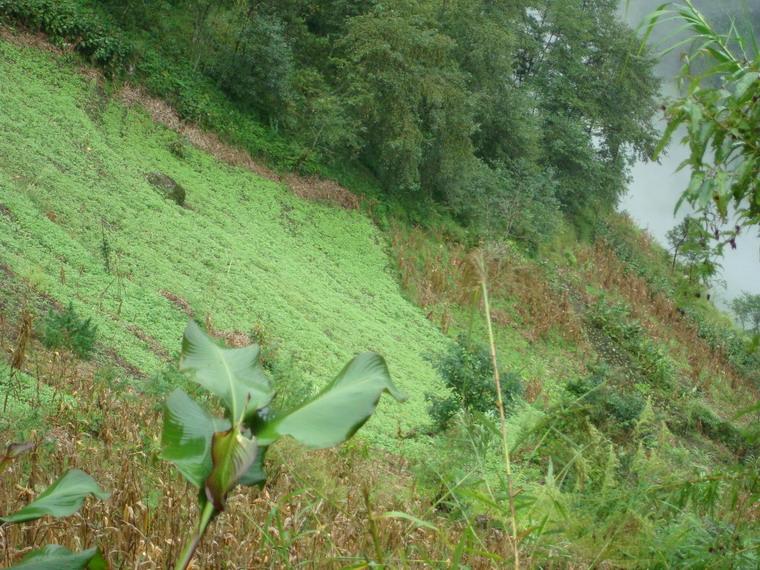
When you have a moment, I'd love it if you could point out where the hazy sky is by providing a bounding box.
[618,0,760,308]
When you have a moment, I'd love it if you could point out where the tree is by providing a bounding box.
[521,0,660,213]
[666,215,721,289]
[214,13,295,122]
[731,293,760,333]
[651,1,760,239]
[338,2,474,198]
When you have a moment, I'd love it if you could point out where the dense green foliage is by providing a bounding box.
[41,303,98,360]
[0,39,445,447]
[0,0,131,71]
[426,336,522,431]
[1,4,759,568]
[0,0,660,240]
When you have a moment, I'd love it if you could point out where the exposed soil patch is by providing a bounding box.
[160,290,194,317]
[126,324,170,360]
[117,85,360,210]
[103,347,145,379]
[283,174,360,210]
[118,84,281,182]
[0,203,13,220]
[0,26,65,55]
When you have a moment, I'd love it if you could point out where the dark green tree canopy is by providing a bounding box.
[96,0,660,235]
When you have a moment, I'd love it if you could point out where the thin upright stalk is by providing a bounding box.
[475,253,520,569]
[362,485,385,566]
[175,501,216,570]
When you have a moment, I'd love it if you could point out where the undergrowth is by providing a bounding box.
[0,25,758,569]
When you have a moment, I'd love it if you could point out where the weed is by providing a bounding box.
[426,336,522,432]
[3,310,32,413]
[565,365,645,431]
[99,225,111,274]
[162,321,406,568]
[40,303,97,360]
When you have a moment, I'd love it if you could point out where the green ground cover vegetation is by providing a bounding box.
[0,1,759,567]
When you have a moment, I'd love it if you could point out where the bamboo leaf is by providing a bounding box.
[380,511,439,531]
[734,71,759,99]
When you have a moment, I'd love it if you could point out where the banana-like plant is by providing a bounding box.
[163,321,406,569]
[1,468,109,569]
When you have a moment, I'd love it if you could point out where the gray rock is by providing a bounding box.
[146,172,186,206]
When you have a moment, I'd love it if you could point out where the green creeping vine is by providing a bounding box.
[163,320,406,569]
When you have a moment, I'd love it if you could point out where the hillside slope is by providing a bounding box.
[0,37,446,447]
[1,29,759,569]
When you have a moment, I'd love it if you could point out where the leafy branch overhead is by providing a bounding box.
[162,320,406,569]
[649,1,760,236]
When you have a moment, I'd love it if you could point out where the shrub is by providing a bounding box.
[565,365,645,430]
[681,402,749,456]
[41,303,97,359]
[426,336,522,431]
[588,298,678,389]
[0,0,132,73]
[212,14,295,122]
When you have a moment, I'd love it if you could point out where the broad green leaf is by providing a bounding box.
[238,444,268,487]
[1,470,109,524]
[161,389,230,488]
[205,429,258,510]
[7,545,107,570]
[258,352,406,449]
[180,321,273,421]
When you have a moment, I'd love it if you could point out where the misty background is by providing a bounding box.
[619,0,760,310]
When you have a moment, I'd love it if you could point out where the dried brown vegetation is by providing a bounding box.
[0,276,517,569]
[283,174,360,210]
[117,86,359,211]
[577,240,751,396]
[391,226,586,346]
[0,361,514,568]
[159,290,194,318]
